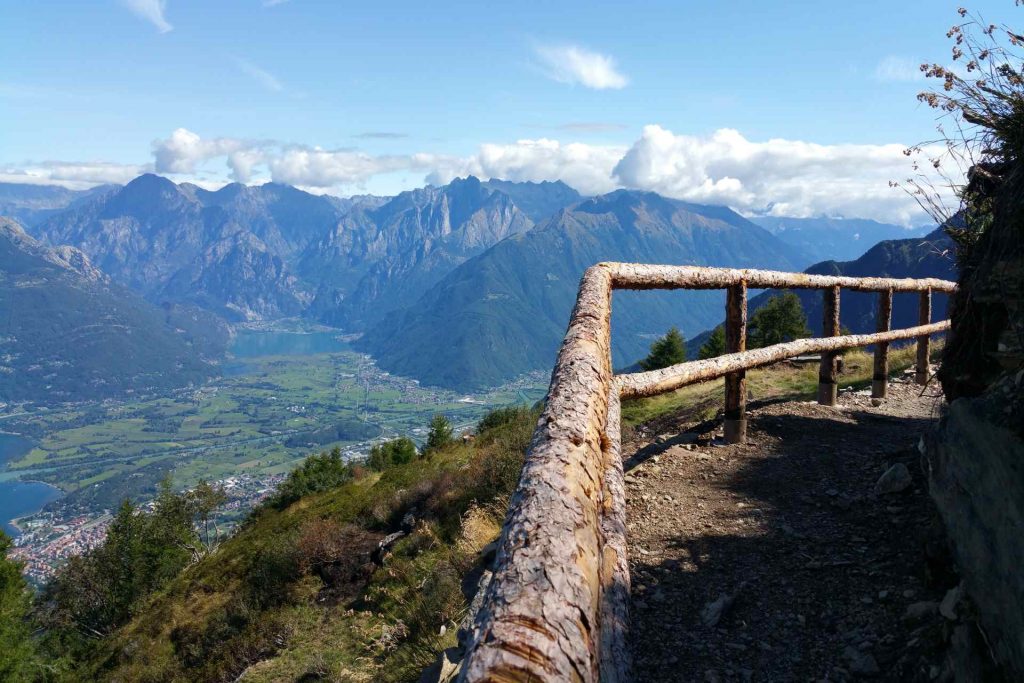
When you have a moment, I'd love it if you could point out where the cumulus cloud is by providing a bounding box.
[613,125,950,224]
[232,57,284,92]
[535,45,628,90]
[267,149,413,187]
[152,128,254,179]
[151,128,421,187]
[120,0,172,33]
[874,56,925,82]
[428,138,626,196]
[10,126,948,223]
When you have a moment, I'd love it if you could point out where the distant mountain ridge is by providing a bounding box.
[688,226,957,352]
[358,190,803,389]
[6,173,953,396]
[305,176,542,327]
[0,217,225,402]
[33,175,581,327]
[0,182,119,228]
[750,216,932,266]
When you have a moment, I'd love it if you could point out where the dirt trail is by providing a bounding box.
[625,370,958,682]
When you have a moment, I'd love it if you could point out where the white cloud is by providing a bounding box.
[263,0,290,5]
[232,57,284,92]
[267,149,412,187]
[428,138,625,196]
[874,56,924,82]
[8,126,952,224]
[1,161,151,188]
[152,128,252,178]
[613,125,951,224]
[535,45,628,90]
[120,0,172,33]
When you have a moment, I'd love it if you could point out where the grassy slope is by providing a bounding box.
[64,344,939,682]
[74,409,535,683]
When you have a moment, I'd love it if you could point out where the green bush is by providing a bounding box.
[367,437,419,472]
[271,447,354,509]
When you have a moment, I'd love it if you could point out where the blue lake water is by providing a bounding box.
[0,433,63,536]
[1,481,63,536]
[230,330,347,358]
[0,433,33,466]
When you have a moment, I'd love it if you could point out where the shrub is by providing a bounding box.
[271,447,353,509]
[367,437,418,472]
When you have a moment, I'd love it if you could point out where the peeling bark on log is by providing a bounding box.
[599,394,631,683]
[917,289,933,386]
[873,289,894,399]
[603,263,957,293]
[617,321,951,400]
[460,265,614,683]
[818,286,841,406]
[724,283,747,443]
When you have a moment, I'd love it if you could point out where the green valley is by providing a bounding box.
[0,327,545,513]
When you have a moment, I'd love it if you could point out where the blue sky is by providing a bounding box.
[1,1,1016,222]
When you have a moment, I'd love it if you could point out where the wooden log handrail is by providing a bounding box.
[459,263,956,683]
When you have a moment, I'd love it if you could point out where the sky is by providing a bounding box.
[1,0,1017,224]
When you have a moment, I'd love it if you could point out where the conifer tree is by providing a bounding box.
[639,326,687,371]
[698,326,727,359]
[425,414,454,454]
[748,293,811,349]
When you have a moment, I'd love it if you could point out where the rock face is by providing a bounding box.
[925,372,1024,675]
[359,191,802,389]
[926,147,1024,677]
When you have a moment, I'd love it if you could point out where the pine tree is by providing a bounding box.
[698,326,727,359]
[425,414,454,454]
[748,293,811,349]
[0,532,36,680]
[639,326,687,371]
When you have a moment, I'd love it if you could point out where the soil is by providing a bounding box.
[624,369,962,682]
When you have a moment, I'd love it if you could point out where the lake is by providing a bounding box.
[0,432,63,536]
[230,330,348,358]
[1,481,63,536]
[0,432,33,467]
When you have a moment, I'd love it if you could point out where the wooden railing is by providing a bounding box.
[458,263,956,683]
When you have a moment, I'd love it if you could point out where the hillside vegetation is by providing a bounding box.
[0,218,224,403]
[37,405,537,682]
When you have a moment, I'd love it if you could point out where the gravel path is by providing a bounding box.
[625,370,958,682]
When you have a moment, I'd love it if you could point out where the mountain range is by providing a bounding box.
[357,191,800,388]
[0,182,118,228]
[0,174,956,398]
[750,216,932,265]
[0,218,225,402]
[688,226,956,351]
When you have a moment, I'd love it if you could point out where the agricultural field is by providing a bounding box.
[0,328,546,513]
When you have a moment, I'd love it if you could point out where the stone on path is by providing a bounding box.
[874,462,913,495]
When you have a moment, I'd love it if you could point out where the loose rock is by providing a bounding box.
[874,462,913,495]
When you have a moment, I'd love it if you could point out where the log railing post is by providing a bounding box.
[818,286,841,406]
[724,282,747,443]
[916,287,932,385]
[872,289,893,399]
